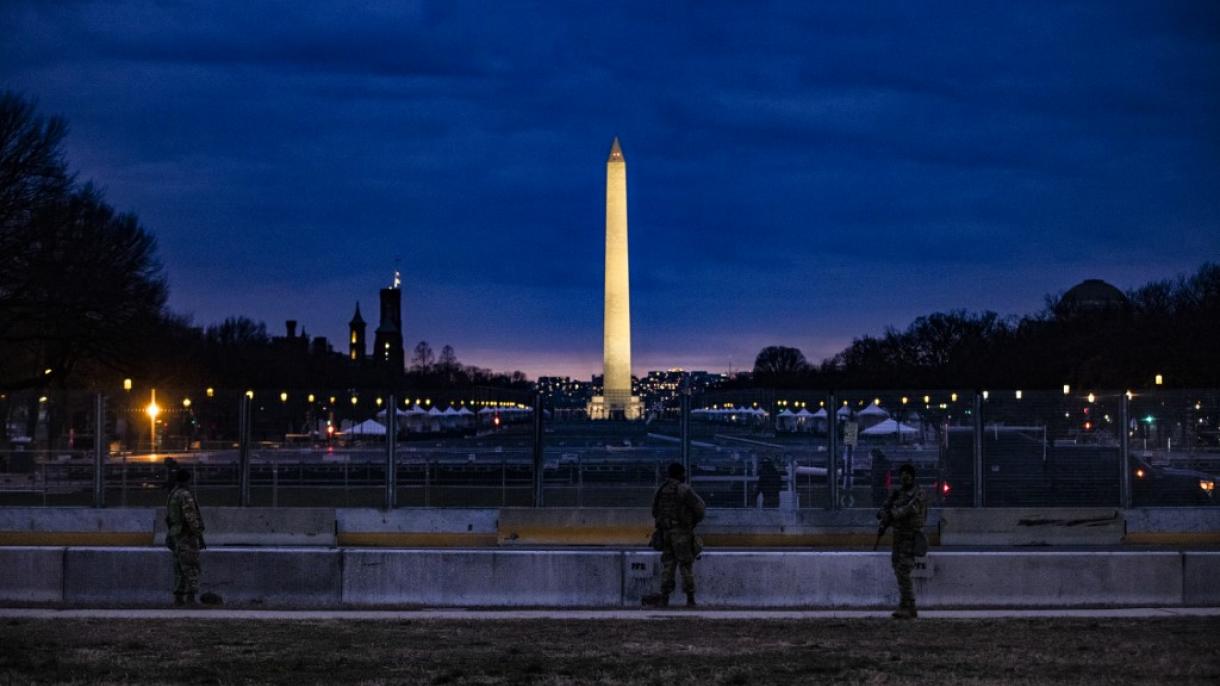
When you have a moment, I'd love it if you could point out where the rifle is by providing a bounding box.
[873,518,890,551]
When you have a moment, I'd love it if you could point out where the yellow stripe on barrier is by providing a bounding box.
[1123,532,1220,545]
[0,532,154,547]
[337,533,500,547]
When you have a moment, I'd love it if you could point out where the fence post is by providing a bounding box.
[385,394,397,510]
[93,393,105,508]
[532,393,544,506]
[680,391,691,476]
[972,392,984,508]
[1119,392,1131,508]
[238,395,251,507]
[827,392,838,511]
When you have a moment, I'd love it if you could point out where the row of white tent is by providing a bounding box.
[341,405,534,436]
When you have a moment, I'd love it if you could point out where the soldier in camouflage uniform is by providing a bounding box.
[166,468,206,606]
[877,463,927,619]
[651,462,706,607]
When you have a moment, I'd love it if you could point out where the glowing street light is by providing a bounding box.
[146,389,160,453]
[1155,374,1164,386]
[123,378,132,391]
[280,392,289,403]
[182,398,191,408]
[206,387,214,398]
[1063,384,1071,395]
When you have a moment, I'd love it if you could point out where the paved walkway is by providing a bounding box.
[2,607,1218,621]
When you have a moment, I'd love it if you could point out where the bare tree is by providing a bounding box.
[411,340,434,371]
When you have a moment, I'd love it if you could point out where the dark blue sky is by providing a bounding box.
[4,1,1218,378]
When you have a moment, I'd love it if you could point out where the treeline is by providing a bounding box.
[748,263,1220,390]
[0,92,529,400]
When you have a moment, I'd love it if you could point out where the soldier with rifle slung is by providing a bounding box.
[166,468,206,607]
[875,463,927,619]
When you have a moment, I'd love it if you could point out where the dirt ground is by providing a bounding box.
[1,617,1217,685]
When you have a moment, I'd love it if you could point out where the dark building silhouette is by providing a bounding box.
[373,272,405,372]
[348,303,366,362]
[1056,279,1129,317]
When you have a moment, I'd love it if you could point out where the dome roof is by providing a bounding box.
[1060,279,1127,311]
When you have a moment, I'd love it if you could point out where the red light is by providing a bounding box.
[941,481,952,496]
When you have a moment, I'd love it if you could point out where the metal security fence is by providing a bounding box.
[0,387,1215,509]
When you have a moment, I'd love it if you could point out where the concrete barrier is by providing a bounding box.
[1124,508,1220,545]
[337,508,498,546]
[152,507,336,546]
[63,547,342,606]
[701,509,944,547]
[0,508,154,546]
[64,547,172,605]
[1183,552,1220,605]
[623,551,894,606]
[0,547,64,603]
[920,552,1182,607]
[343,549,622,606]
[499,508,652,545]
[203,548,341,607]
[939,508,1124,545]
[1,547,1213,608]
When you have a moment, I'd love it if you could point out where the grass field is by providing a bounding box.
[2,617,1217,684]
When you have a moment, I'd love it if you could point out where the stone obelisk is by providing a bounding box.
[590,137,642,420]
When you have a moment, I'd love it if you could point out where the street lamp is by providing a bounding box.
[146,389,160,453]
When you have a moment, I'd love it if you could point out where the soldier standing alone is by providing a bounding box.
[877,463,927,619]
[166,468,206,607]
[650,462,706,607]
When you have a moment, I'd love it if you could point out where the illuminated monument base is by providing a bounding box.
[587,394,642,420]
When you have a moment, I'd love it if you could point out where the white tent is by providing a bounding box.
[810,408,827,418]
[457,407,474,416]
[836,405,853,417]
[346,418,387,436]
[858,404,889,418]
[861,418,918,435]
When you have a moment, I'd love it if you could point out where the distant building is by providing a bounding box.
[1059,279,1128,313]
[372,272,405,372]
[538,376,592,408]
[348,303,366,362]
[638,369,728,411]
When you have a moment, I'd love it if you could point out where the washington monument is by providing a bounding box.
[589,137,642,420]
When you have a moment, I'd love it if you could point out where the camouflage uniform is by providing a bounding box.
[166,483,205,602]
[880,483,927,617]
[652,477,706,602]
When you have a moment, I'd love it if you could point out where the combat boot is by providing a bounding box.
[685,593,696,607]
[641,593,668,608]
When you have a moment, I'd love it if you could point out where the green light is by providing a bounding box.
[1144,415,1155,424]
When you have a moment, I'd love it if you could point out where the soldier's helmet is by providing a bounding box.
[666,462,685,480]
[898,463,916,477]
[175,468,192,483]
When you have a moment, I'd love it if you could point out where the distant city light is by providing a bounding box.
[1087,393,1095,404]
[123,378,132,391]
[206,387,214,398]
[1155,374,1163,386]
[280,392,288,402]
[1063,384,1070,395]
[182,398,191,408]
